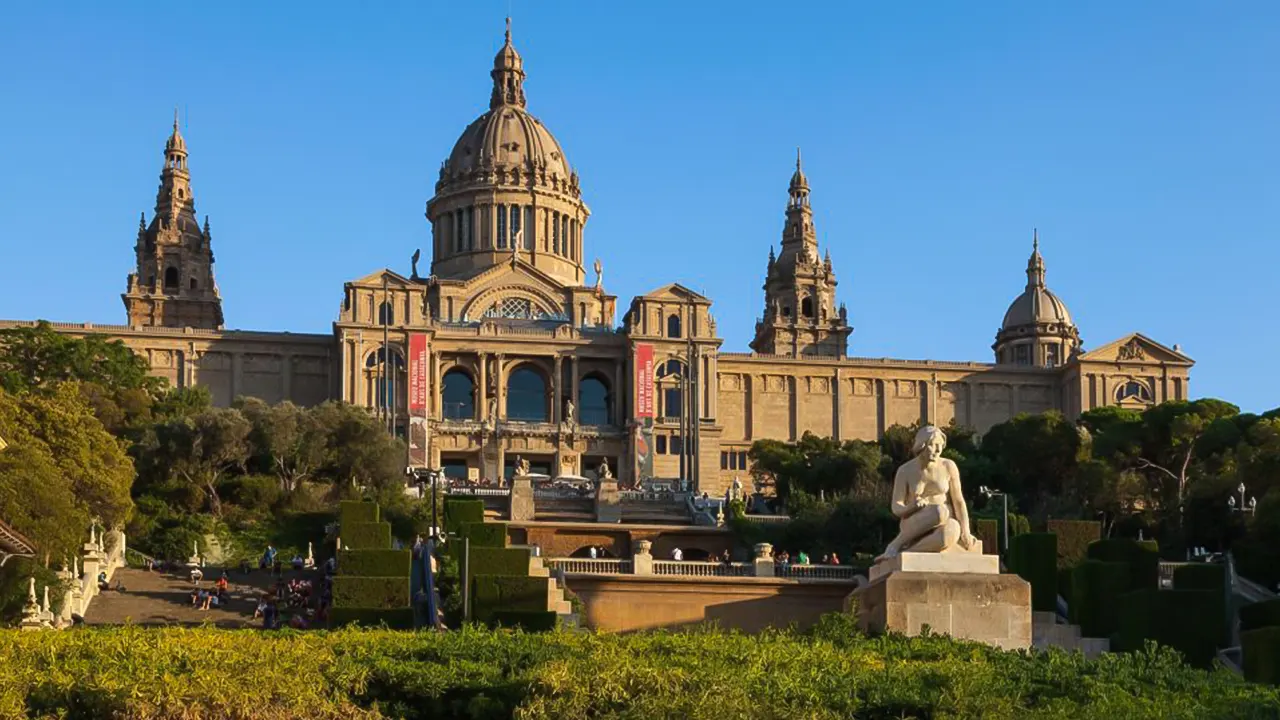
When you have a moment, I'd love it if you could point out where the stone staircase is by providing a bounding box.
[519,550,574,617]
[1032,611,1109,658]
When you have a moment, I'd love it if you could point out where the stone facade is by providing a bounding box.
[3,23,1193,498]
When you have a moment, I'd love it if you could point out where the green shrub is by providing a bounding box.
[341,521,392,550]
[1007,533,1057,612]
[444,498,485,533]
[1172,563,1229,647]
[1242,626,1280,685]
[491,610,558,632]
[327,607,416,630]
[339,500,380,526]
[1073,560,1131,638]
[338,549,411,578]
[1047,519,1101,569]
[1009,512,1031,539]
[463,521,508,548]
[1113,589,1221,668]
[1241,598,1280,633]
[332,576,411,609]
[472,575,549,622]
[0,625,1278,716]
[1087,538,1159,591]
[975,518,998,555]
[468,546,532,579]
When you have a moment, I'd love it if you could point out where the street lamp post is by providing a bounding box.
[1228,483,1257,515]
[979,485,1008,554]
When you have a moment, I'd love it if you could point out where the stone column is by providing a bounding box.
[753,543,775,577]
[494,354,506,419]
[509,473,535,522]
[570,355,581,420]
[595,476,621,523]
[477,352,488,421]
[553,355,563,423]
[633,539,653,575]
[833,368,842,441]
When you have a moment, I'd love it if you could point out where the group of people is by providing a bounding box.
[190,573,230,611]
[775,551,842,566]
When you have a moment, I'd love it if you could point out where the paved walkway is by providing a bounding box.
[84,566,308,628]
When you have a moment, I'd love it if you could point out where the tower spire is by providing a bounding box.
[490,17,527,109]
[1026,228,1046,290]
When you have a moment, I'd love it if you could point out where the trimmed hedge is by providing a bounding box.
[1242,626,1280,685]
[327,607,416,630]
[1047,519,1101,569]
[339,500,380,526]
[1087,538,1159,592]
[472,575,550,622]
[975,518,998,556]
[491,610,558,632]
[469,546,533,579]
[1007,533,1057,612]
[1172,563,1229,647]
[332,576,411,609]
[342,521,392,550]
[1113,589,1221,668]
[444,498,485,533]
[463,521,509,549]
[1241,598,1280,633]
[339,549,411,578]
[1073,560,1131,639]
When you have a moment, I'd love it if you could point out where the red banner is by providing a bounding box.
[634,343,655,419]
[408,333,429,417]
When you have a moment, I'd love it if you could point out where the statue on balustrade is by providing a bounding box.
[876,425,977,561]
[515,455,531,477]
[597,458,612,481]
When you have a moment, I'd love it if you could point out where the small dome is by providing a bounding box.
[444,106,572,183]
[1001,286,1073,330]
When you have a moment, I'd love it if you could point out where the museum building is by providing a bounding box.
[0,25,1194,495]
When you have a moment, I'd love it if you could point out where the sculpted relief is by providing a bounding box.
[877,425,978,560]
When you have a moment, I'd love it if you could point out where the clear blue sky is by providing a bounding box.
[1,3,1277,411]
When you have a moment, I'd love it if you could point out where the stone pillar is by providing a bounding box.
[509,473,535,522]
[20,577,43,631]
[633,539,653,575]
[753,543,775,577]
[571,356,581,419]
[595,477,621,523]
[553,355,563,423]
[477,352,488,421]
[494,354,506,420]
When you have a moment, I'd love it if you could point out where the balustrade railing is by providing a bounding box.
[1158,562,1189,588]
[447,486,511,497]
[743,514,790,524]
[653,560,753,577]
[544,558,633,575]
[775,563,855,580]
[534,487,593,500]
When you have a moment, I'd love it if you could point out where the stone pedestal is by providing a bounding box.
[633,539,653,575]
[595,479,621,523]
[753,543,775,577]
[855,552,1031,651]
[509,474,535,522]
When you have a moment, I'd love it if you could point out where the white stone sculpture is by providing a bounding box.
[876,425,977,561]
[598,458,612,481]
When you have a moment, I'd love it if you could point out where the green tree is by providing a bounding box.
[978,411,1084,516]
[748,433,883,501]
[311,402,405,496]
[237,399,326,494]
[154,408,252,517]
[0,322,158,395]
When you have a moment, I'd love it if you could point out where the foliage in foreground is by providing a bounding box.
[1,619,1277,719]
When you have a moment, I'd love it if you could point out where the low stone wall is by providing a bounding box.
[566,574,856,633]
[22,529,126,630]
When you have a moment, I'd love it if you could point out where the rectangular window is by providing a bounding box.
[1015,344,1030,366]
[656,435,667,454]
[496,203,507,248]
[552,212,561,254]
[466,207,475,251]
[670,436,684,455]
[524,207,534,248]
[720,452,728,470]
[738,451,748,469]
[510,204,521,247]
[1045,345,1059,368]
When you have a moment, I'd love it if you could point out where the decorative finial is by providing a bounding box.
[505,16,512,44]
[173,106,179,133]
[1033,228,1039,253]
[796,147,802,171]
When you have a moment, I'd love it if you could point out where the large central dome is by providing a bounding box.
[426,21,589,288]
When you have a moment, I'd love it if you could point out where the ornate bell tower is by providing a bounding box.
[122,113,224,330]
[750,151,851,357]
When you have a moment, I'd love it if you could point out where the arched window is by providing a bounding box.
[666,314,682,339]
[164,267,179,290]
[506,365,548,422]
[378,301,394,326]
[580,374,611,426]
[441,369,475,420]
[1116,380,1153,404]
[801,297,814,318]
[364,346,406,411]
[656,359,684,421]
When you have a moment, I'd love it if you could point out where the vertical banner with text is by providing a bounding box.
[632,343,655,484]
[407,333,429,468]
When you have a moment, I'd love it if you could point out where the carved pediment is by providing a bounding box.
[636,283,711,304]
[1078,333,1193,365]
[349,269,415,288]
